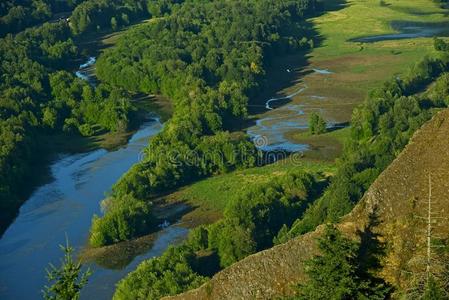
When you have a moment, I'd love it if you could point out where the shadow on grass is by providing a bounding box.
[349,20,449,43]
[245,0,348,122]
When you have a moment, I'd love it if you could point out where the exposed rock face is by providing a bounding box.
[165,109,449,300]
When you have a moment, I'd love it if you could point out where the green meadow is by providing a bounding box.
[166,0,448,218]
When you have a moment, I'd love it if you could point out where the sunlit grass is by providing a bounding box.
[169,159,336,214]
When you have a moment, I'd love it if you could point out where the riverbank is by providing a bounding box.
[0,117,165,300]
[246,0,448,159]
[159,159,336,228]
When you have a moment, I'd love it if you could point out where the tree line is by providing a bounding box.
[276,38,449,242]
[0,0,151,234]
[0,0,85,37]
[89,0,322,246]
[113,169,322,299]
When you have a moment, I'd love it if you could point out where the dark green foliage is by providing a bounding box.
[69,0,149,35]
[114,169,320,299]
[428,73,449,106]
[296,225,389,300]
[89,195,154,247]
[0,8,135,234]
[90,0,322,246]
[284,52,449,239]
[309,112,327,135]
[113,245,207,300]
[0,0,85,37]
[422,276,447,300]
[186,225,209,251]
[43,239,91,300]
[201,171,316,267]
[434,38,449,52]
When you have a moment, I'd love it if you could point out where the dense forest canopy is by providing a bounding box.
[0,0,86,37]
[113,39,449,300]
[114,169,320,299]
[278,40,449,240]
[0,0,177,233]
[90,0,321,246]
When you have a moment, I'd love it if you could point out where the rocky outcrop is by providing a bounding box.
[165,109,449,300]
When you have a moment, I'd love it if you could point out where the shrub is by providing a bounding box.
[89,196,154,247]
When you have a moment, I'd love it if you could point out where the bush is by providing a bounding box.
[78,124,94,136]
[113,245,207,300]
[434,37,449,52]
[89,196,154,247]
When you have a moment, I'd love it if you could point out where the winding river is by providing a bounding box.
[1,16,448,300]
[248,21,449,153]
[0,58,188,299]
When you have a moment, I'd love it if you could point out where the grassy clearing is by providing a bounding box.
[249,0,447,163]
[165,159,336,226]
[285,127,351,161]
[314,0,447,59]
[306,0,447,99]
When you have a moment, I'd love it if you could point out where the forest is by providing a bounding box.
[0,0,179,233]
[2,0,449,299]
[89,0,321,246]
[112,38,449,300]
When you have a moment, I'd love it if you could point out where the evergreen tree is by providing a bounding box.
[422,276,447,300]
[309,112,327,135]
[43,239,91,300]
[296,225,389,300]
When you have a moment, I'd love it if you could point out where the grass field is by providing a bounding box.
[285,127,351,161]
[248,0,448,163]
[165,159,336,226]
[179,0,448,223]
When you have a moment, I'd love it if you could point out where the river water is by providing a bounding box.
[247,21,449,153]
[0,58,188,300]
[1,18,447,300]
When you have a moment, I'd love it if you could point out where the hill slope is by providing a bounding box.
[164,108,449,299]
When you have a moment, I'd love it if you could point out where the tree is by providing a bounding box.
[405,175,449,299]
[422,276,446,300]
[296,225,389,300]
[110,17,118,31]
[309,112,327,135]
[43,239,91,300]
[434,38,449,52]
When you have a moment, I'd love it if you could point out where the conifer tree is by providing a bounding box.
[296,225,389,300]
[309,112,327,135]
[43,239,91,300]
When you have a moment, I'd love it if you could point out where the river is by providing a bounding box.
[247,21,449,153]
[0,58,188,299]
[247,69,334,153]
[1,17,447,300]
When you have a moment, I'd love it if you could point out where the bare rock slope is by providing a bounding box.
[165,109,449,300]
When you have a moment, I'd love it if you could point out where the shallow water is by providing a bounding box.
[75,56,97,84]
[247,69,333,153]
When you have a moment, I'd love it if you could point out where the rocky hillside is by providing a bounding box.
[164,108,449,299]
